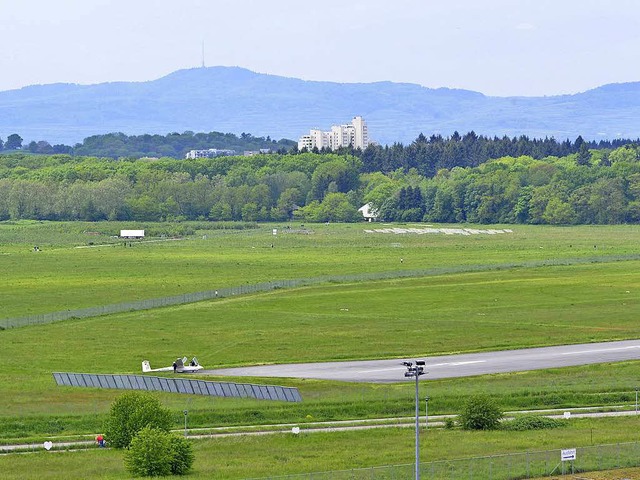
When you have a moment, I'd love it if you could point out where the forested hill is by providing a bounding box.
[2,142,640,225]
[2,66,640,145]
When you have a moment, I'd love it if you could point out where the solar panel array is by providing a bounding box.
[53,372,302,402]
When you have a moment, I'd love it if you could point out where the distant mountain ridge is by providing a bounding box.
[2,66,640,145]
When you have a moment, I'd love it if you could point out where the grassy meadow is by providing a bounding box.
[2,221,640,319]
[2,221,640,476]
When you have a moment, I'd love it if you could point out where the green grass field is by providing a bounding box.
[2,221,640,319]
[2,221,640,476]
[1,416,640,479]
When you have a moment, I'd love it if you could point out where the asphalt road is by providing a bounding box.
[204,339,640,383]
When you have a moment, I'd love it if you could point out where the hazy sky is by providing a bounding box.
[3,0,640,97]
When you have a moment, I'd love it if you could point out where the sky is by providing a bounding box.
[2,0,640,97]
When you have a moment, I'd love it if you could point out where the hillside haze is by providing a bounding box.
[2,66,640,145]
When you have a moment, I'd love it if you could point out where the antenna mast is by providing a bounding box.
[201,40,205,68]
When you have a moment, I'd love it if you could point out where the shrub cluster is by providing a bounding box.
[124,426,194,477]
[103,392,173,449]
[458,395,503,430]
[502,415,566,431]
[104,392,195,476]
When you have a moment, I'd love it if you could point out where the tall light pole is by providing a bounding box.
[403,360,426,480]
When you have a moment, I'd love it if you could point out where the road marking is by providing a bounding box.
[357,367,406,373]
[429,360,486,367]
[357,360,486,374]
[561,345,640,355]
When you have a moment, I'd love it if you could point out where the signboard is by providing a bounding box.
[561,448,576,461]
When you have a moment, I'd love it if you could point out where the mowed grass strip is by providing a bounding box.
[1,416,640,479]
[2,222,640,319]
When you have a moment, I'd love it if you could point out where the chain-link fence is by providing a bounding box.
[250,441,640,479]
[4,254,640,330]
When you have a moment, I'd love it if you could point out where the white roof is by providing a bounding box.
[358,203,379,218]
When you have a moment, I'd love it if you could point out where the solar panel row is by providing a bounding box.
[52,372,302,402]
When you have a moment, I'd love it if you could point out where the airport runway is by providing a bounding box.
[204,339,640,383]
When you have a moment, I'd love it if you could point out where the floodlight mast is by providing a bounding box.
[403,360,426,480]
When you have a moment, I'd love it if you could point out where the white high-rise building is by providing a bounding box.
[310,129,331,150]
[351,116,368,150]
[298,116,369,151]
[298,134,314,151]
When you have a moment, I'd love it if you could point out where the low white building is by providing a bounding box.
[185,148,236,159]
[244,148,272,156]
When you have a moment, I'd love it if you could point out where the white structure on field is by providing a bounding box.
[358,203,379,222]
[120,229,145,239]
[298,116,369,151]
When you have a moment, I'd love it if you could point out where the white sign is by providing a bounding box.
[561,448,576,461]
[273,229,277,235]
[120,229,145,238]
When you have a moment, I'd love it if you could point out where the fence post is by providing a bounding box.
[509,454,512,479]
[546,450,550,476]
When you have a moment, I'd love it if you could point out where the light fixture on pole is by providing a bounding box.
[425,396,430,430]
[183,410,188,437]
[403,360,426,480]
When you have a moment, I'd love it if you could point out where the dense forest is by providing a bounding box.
[2,131,640,225]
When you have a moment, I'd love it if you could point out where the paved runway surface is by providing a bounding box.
[204,339,640,383]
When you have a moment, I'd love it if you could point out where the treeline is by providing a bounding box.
[72,131,296,158]
[2,138,640,225]
[0,153,364,222]
[0,131,296,158]
[353,132,636,176]
[6,130,639,169]
[373,145,640,224]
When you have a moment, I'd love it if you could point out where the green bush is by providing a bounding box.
[124,426,172,477]
[124,426,194,477]
[458,395,503,430]
[103,392,173,448]
[502,414,566,431]
[168,435,195,475]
